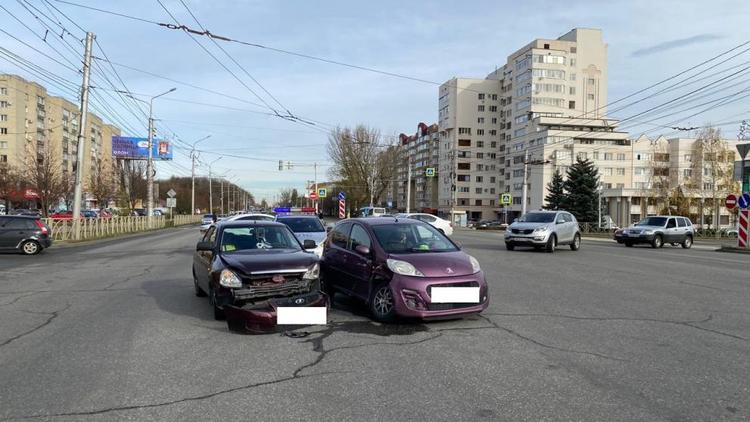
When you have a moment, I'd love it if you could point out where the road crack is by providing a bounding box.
[0,304,71,348]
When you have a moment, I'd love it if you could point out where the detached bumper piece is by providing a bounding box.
[224,291,329,334]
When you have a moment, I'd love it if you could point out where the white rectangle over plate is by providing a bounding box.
[277,307,327,325]
[431,287,480,303]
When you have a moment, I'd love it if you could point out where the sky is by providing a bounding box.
[2,0,749,202]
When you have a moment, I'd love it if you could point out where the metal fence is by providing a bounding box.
[42,215,202,242]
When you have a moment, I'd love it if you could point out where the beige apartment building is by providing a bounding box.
[438,28,609,223]
[396,122,440,212]
[0,73,120,208]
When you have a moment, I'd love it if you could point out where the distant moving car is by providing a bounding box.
[82,210,98,219]
[321,218,488,322]
[355,207,387,218]
[618,216,694,248]
[394,213,453,236]
[11,209,42,217]
[49,211,84,221]
[504,210,581,252]
[276,215,327,257]
[0,215,52,255]
[193,221,328,333]
[224,213,275,222]
[475,220,507,230]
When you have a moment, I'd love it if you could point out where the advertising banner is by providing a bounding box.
[112,136,173,160]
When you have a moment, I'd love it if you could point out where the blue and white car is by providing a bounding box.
[275,215,327,258]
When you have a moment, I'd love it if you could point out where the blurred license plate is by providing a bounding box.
[431,287,480,303]
[277,307,327,325]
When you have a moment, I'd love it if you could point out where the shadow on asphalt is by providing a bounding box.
[141,278,216,323]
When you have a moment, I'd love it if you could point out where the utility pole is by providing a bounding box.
[597,185,602,229]
[521,149,529,216]
[314,162,318,213]
[190,135,211,215]
[220,178,224,215]
[145,88,176,226]
[208,157,221,214]
[406,160,412,213]
[72,32,93,240]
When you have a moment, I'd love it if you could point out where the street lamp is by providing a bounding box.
[123,88,176,224]
[190,135,211,215]
[208,157,222,214]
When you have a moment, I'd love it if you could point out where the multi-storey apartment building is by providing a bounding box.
[397,122,440,212]
[0,74,120,208]
[438,28,608,223]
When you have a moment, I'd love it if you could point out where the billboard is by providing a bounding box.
[111,136,173,160]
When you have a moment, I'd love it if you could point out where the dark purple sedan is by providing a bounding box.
[193,220,329,333]
[320,217,489,322]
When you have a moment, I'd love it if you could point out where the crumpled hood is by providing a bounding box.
[221,250,317,276]
[388,251,475,277]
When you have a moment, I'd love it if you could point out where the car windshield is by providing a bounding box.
[276,217,325,232]
[203,214,214,219]
[637,217,667,226]
[518,212,556,223]
[372,223,458,253]
[220,226,301,253]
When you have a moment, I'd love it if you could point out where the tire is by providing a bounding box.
[681,236,693,249]
[570,233,581,251]
[209,285,225,320]
[193,269,206,297]
[545,234,556,253]
[369,284,396,323]
[20,240,41,255]
[651,234,663,249]
[505,243,515,251]
[624,242,634,247]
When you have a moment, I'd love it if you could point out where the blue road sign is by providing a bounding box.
[739,192,750,209]
[338,192,346,201]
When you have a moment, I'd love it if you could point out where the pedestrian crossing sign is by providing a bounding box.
[500,193,512,205]
[425,168,436,177]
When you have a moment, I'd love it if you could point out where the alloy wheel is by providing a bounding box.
[22,241,39,255]
[373,286,394,316]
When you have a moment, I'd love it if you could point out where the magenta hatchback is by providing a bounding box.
[320,217,489,322]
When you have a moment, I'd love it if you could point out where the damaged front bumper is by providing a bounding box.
[224,290,329,334]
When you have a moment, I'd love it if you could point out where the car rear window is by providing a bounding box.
[372,223,457,254]
[277,217,324,233]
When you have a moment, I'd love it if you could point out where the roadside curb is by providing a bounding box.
[581,236,723,251]
[717,246,750,254]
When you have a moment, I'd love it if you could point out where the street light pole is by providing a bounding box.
[145,88,176,226]
[72,32,93,240]
[190,135,211,215]
[521,149,529,216]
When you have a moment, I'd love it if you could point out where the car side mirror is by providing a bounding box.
[196,241,213,251]
[354,245,370,255]
[326,226,333,233]
[303,239,317,250]
[556,220,564,224]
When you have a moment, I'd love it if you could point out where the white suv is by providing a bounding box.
[505,210,581,253]
[395,213,453,236]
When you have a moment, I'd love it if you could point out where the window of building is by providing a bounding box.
[570,73,576,81]
[489,105,497,112]
[490,141,497,148]
[476,176,483,182]
[616,168,626,176]
[491,94,497,100]
[602,183,612,189]
[477,117,485,124]
[476,152,484,159]
[458,127,471,135]
[0,87,6,95]
[604,152,613,160]
[617,153,626,161]
[568,100,576,109]
[478,105,485,112]
[458,139,471,147]
[477,164,484,171]
[459,199,468,206]
[587,78,596,85]
[490,177,496,183]
[457,175,470,182]
[587,94,595,100]
[489,130,497,136]
[513,128,526,137]
[0,154,7,162]
[475,188,482,194]
[577,152,587,160]
[592,151,599,160]
[459,187,470,193]
[491,118,497,124]
[0,128,7,135]
[569,87,576,95]
[543,43,550,49]
[457,163,470,170]
[603,168,613,176]
[533,54,565,65]
[477,141,484,147]
[532,97,566,107]
[513,169,524,177]
[531,69,565,79]
[0,101,8,108]
[0,141,7,149]
[476,129,485,136]
[516,99,530,110]
[683,169,692,177]
[570,58,576,66]
[683,154,692,162]
[703,182,713,190]
[570,46,577,53]
[489,153,497,159]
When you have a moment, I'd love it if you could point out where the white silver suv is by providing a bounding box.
[504,210,581,253]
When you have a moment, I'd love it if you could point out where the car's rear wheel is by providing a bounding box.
[682,236,693,249]
[624,241,634,247]
[651,234,663,249]
[20,240,41,255]
[545,235,556,253]
[505,242,515,251]
[570,233,581,251]
[208,285,225,320]
[369,284,396,322]
[193,269,206,297]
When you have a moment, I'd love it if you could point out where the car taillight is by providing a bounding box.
[34,219,48,235]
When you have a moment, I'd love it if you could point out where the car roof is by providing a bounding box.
[276,215,319,219]
[219,220,286,228]
[1,215,38,219]
[342,217,423,226]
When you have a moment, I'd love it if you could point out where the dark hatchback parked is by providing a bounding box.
[192,220,328,333]
[0,215,52,255]
[321,218,489,322]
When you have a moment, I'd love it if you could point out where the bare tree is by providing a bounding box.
[120,160,148,210]
[25,145,73,217]
[89,158,117,209]
[691,127,739,231]
[327,125,398,208]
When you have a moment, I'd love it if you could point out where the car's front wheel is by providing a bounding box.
[545,235,556,253]
[505,242,515,251]
[369,284,396,322]
[570,233,581,251]
[682,236,693,249]
[651,234,663,249]
[208,285,225,320]
[20,240,41,255]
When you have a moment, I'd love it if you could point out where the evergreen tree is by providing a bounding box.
[563,157,600,222]
[544,170,566,210]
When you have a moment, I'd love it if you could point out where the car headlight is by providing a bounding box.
[386,259,424,277]
[219,269,242,288]
[313,243,324,258]
[469,255,481,274]
[303,263,320,280]
[533,226,549,233]
[643,229,654,234]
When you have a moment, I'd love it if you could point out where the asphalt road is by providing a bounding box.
[0,227,748,421]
